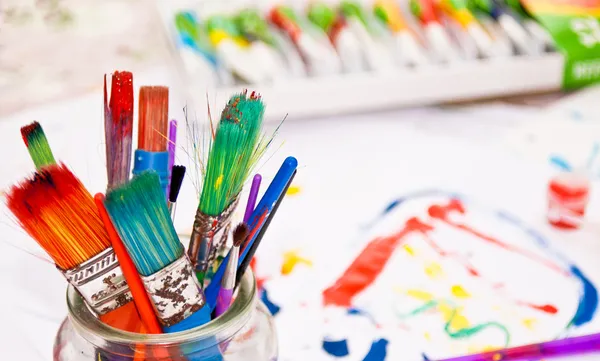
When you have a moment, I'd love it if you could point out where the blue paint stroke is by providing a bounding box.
[260,289,281,316]
[348,307,378,326]
[322,339,350,357]
[549,155,572,171]
[362,338,388,361]
[569,266,598,327]
[422,353,431,361]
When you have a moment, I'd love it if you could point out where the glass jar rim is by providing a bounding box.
[66,269,256,346]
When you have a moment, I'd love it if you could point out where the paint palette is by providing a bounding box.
[259,190,597,361]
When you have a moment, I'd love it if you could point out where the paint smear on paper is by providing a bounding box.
[425,262,444,279]
[323,218,433,306]
[281,250,313,275]
[451,285,471,299]
[286,185,301,196]
[322,339,349,357]
[406,289,434,302]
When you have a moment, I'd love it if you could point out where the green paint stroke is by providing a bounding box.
[397,299,511,346]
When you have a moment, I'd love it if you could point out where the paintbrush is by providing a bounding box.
[6,164,140,332]
[205,156,298,309]
[243,174,262,223]
[105,171,222,360]
[168,165,186,219]
[188,91,265,285]
[214,224,248,317]
[20,121,56,170]
[168,119,177,189]
[104,71,134,190]
[236,169,296,289]
[132,86,170,194]
[436,332,600,361]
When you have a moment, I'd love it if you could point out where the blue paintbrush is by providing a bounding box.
[104,171,222,360]
[205,156,298,309]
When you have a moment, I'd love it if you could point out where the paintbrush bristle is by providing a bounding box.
[105,171,182,276]
[104,71,134,189]
[199,91,264,215]
[232,223,249,248]
[169,165,186,203]
[6,164,110,270]
[20,121,56,170]
[138,86,169,152]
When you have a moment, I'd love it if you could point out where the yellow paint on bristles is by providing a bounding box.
[451,285,471,299]
[215,174,223,190]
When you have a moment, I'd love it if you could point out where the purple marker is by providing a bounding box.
[244,174,262,223]
[167,119,177,189]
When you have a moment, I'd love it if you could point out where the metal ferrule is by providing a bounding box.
[141,254,206,327]
[187,198,238,273]
[62,247,132,315]
[221,246,240,290]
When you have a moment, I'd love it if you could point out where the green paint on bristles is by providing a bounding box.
[198,92,265,216]
[104,171,183,276]
[21,121,56,170]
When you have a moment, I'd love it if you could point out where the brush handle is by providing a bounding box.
[133,150,169,194]
[164,307,223,361]
[205,157,298,309]
[215,288,234,318]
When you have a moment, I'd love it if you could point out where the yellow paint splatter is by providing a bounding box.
[522,318,537,330]
[424,262,443,279]
[438,303,470,330]
[423,332,431,341]
[403,244,415,256]
[451,285,471,299]
[468,345,499,354]
[281,250,312,275]
[405,289,434,302]
[215,174,223,190]
[286,185,301,196]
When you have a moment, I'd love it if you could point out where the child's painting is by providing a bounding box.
[256,190,599,361]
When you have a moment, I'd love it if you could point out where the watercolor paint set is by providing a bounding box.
[156,0,570,120]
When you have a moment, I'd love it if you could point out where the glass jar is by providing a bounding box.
[54,270,278,361]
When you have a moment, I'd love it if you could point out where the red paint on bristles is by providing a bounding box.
[6,163,110,270]
[105,71,134,189]
[138,86,169,152]
[20,121,39,147]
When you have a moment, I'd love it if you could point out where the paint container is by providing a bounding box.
[53,271,277,361]
[547,172,591,230]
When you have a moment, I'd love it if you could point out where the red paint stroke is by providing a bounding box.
[322,217,432,307]
[518,302,559,314]
[418,225,480,277]
[428,199,568,276]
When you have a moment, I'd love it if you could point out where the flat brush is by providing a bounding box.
[6,164,140,332]
[20,121,56,170]
[168,165,186,219]
[214,224,247,317]
[188,91,265,285]
[104,71,134,189]
[133,86,170,194]
[105,171,222,361]
[205,156,298,309]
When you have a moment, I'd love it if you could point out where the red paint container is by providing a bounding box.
[547,172,590,229]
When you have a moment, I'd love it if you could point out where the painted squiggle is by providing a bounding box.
[397,299,511,346]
